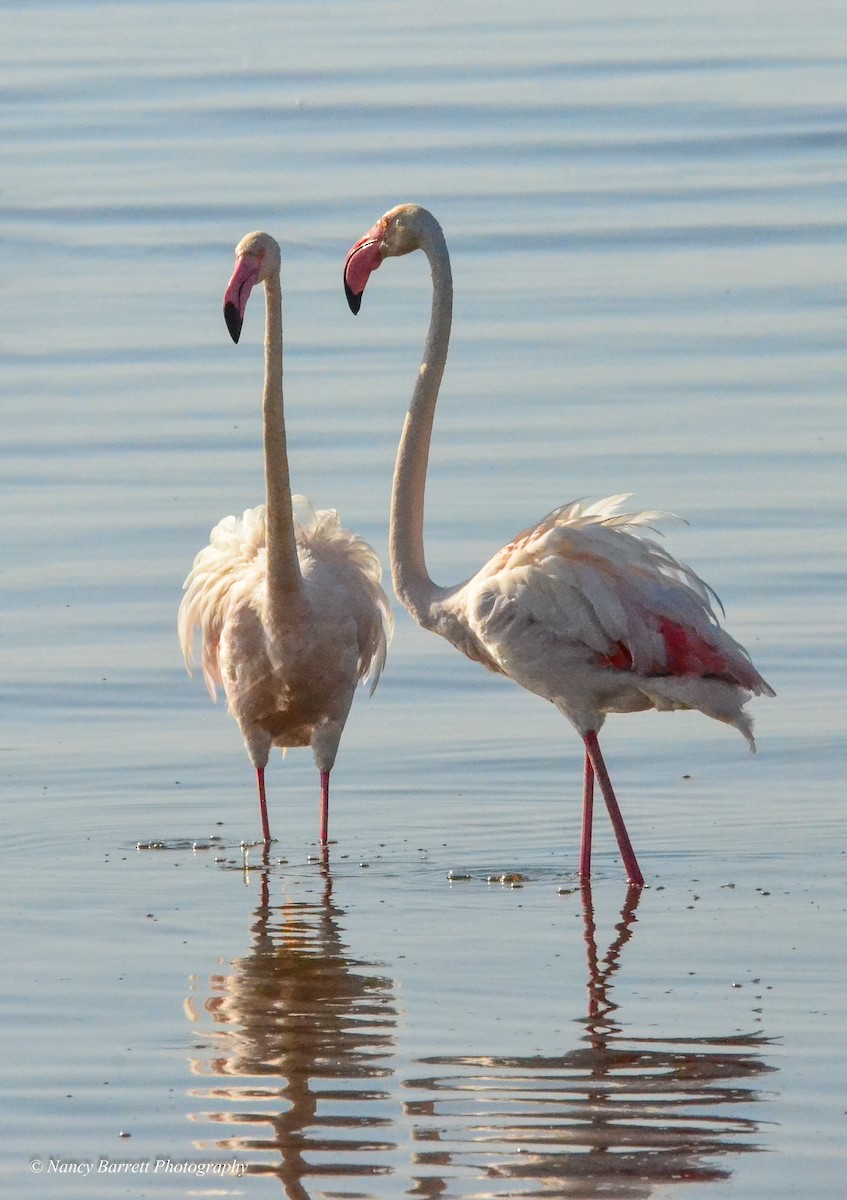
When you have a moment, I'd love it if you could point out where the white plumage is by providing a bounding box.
[452,495,768,748]
[344,203,773,884]
[179,500,389,706]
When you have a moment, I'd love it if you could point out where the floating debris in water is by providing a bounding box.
[137,835,227,853]
[447,870,471,881]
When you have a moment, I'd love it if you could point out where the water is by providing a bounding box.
[2,1,846,1196]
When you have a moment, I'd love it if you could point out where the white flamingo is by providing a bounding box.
[344,203,773,885]
[179,231,392,845]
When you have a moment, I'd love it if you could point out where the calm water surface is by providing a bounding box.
[2,2,846,1197]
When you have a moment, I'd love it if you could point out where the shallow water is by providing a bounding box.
[2,1,846,1197]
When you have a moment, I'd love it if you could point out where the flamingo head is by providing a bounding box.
[223,231,281,343]
[344,203,438,314]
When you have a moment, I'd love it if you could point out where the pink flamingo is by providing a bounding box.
[344,204,773,885]
[179,231,392,845]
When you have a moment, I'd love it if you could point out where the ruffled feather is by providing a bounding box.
[178,497,392,702]
[463,495,773,728]
[290,497,393,694]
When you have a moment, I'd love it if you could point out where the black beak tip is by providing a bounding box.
[224,301,243,343]
[344,279,362,316]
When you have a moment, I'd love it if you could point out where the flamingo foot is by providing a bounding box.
[256,766,272,844]
[319,770,330,845]
[579,751,594,878]
[582,731,644,887]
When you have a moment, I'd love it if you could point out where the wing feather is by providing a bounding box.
[178,507,268,700]
[291,497,394,693]
[178,497,393,702]
[465,495,770,693]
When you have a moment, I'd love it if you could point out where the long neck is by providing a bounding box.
[262,268,304,623]
[389,222,453,624]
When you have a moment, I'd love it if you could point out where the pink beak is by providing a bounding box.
[223,254,262,343]
[344,223,385,314]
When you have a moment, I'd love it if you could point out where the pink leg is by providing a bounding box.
[582,731,644,887]
[579,751,594,878]
[256,767,271,844]
[319,770,330,845]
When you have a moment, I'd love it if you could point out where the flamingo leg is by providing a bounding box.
[319,770,330,845]
[582,731,644,887]
[579,751,594,879]
[256,767,272,844]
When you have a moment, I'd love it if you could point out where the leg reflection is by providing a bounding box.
[405,883,775,1197]
[185,851,399,1194]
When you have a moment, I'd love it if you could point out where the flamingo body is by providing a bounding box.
[344,204,773,883]
[180,232,392,843]
[180,500,390,769]
[441,495,770,747]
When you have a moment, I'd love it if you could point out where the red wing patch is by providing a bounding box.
[600,642,634,670]
[659,618,729,676]
[600,620,729,678]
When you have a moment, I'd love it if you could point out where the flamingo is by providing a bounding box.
[179,231,392,845]
[344,203,774,885]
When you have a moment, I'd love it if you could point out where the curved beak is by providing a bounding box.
[223,301,243,344]
[343,225,384,314]
[223,254,262,344]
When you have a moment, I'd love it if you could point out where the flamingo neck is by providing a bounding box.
[262,269,304,623]
[389,219,453,624]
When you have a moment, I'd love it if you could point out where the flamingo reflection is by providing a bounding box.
[185,854,398,1195]
[404,882,775,1198]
